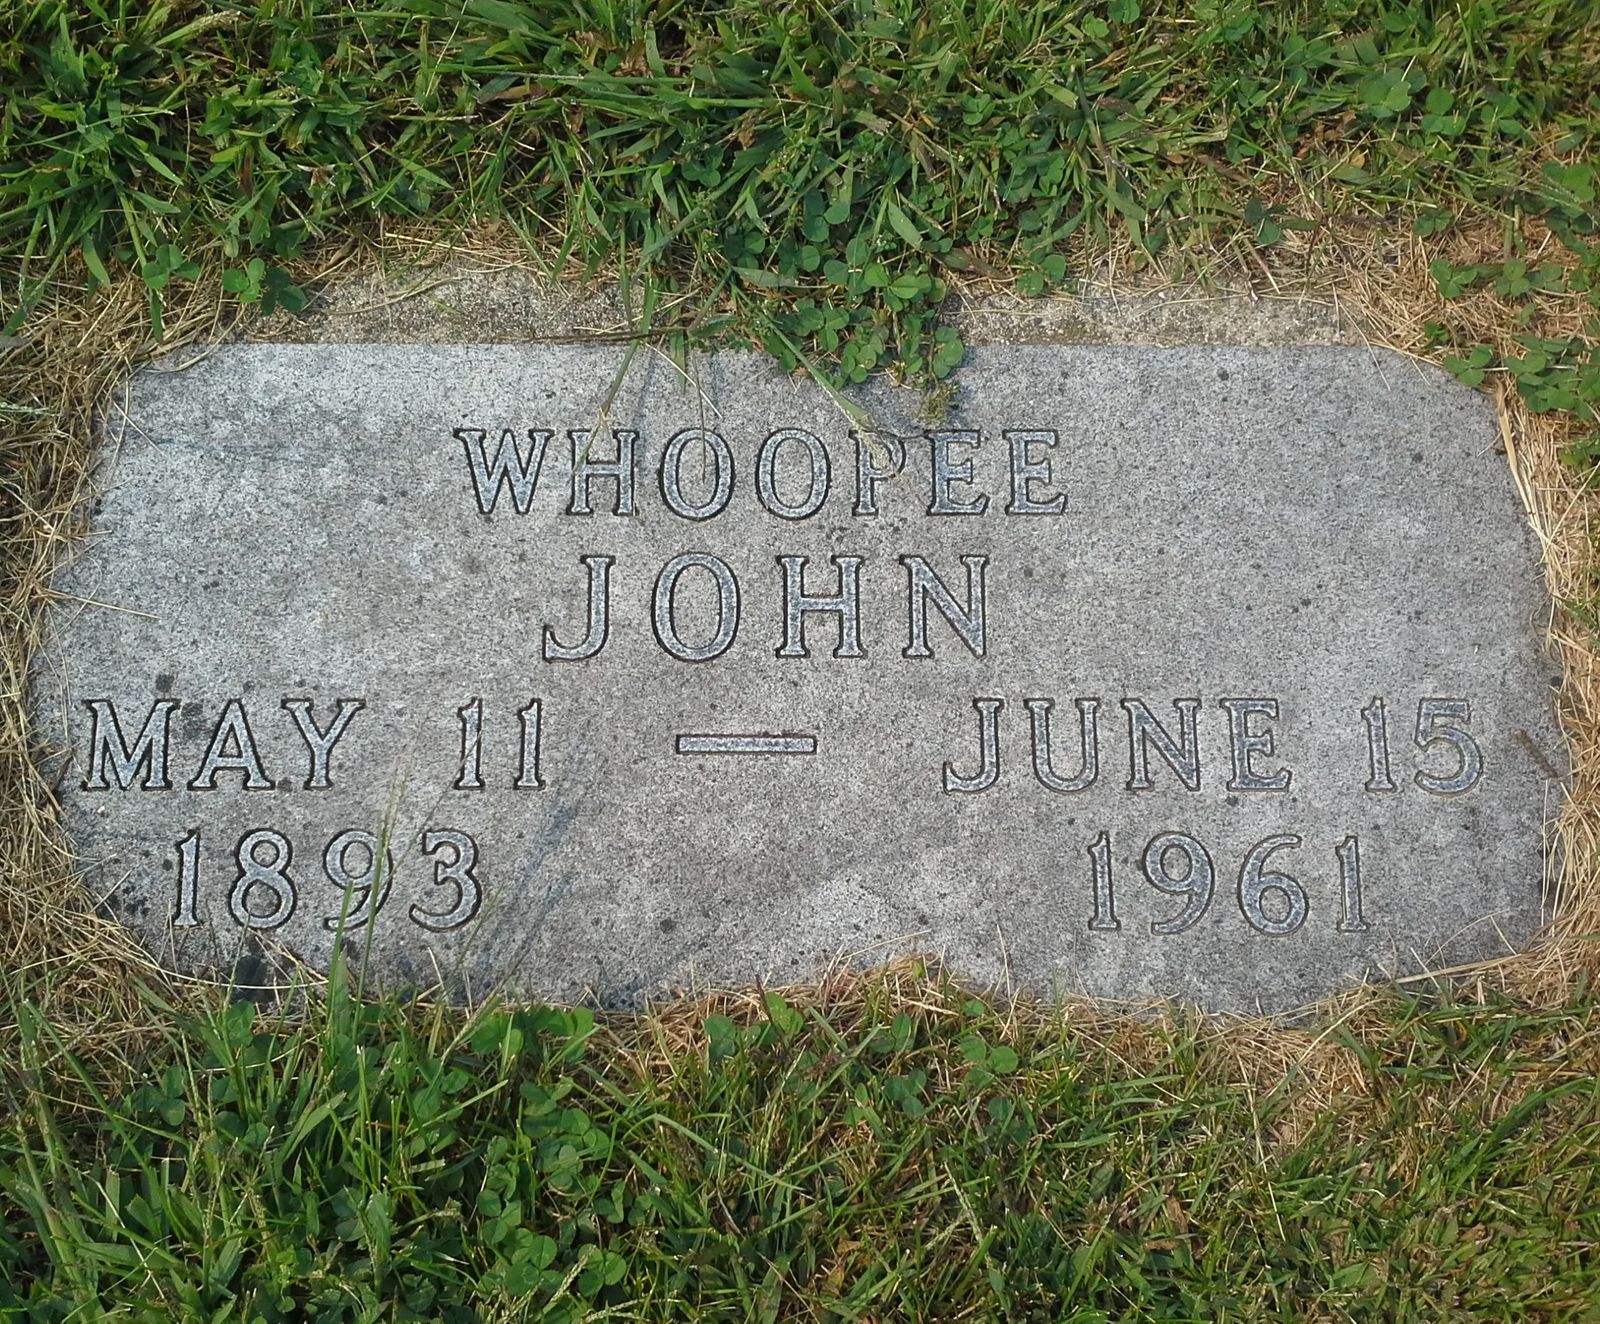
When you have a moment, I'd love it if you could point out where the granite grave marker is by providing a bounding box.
[36,343,1566,1010]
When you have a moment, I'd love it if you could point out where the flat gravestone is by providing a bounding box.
[35,344,1565,1011]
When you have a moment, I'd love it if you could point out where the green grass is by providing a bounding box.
[0,0,1596,396]
[6,969,1600,1321]
[5,2,1600,1317]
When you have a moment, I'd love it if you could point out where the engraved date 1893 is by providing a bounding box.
[169,826,482,934]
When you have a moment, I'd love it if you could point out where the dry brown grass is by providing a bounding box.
[3,213,1597,1106]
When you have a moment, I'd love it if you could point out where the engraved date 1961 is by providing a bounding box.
[1077,829,1367,936]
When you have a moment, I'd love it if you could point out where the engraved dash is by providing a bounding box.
[675,733,817,756]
